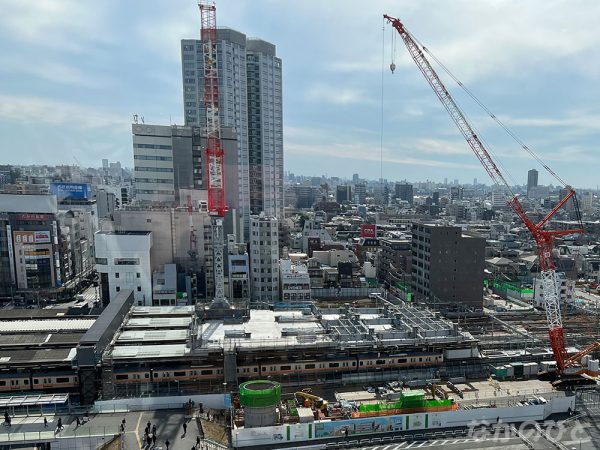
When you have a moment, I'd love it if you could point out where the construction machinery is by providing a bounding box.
[199,1,229,308]
[384,14,600,378]
[294,391,328,411]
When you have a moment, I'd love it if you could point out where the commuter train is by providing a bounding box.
[110,351,443,384]
[0,352,444,393]
[0,371,79,392]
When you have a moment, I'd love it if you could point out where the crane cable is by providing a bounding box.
[407,30,568,189]
[380,18,385,184]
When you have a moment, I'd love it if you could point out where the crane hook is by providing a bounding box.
[390,62,396,74]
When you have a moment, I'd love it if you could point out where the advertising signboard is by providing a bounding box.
[13,230,51,244]
[49,182,90,200]
[34,230,51,243]
[360,224,377,238]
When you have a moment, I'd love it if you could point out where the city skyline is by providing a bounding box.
[1,1,600,187]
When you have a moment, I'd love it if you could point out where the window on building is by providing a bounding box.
[116,286,120,292]
[137,286,141,292]
[115,273,119,278]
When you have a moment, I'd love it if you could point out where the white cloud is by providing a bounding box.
[323,0,600,83]
[0,0,112,52]
[284,125,479,170]
[0,94,128,129]
[0,59,106,89]
[305,84,371,105]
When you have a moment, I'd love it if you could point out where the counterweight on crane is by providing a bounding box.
[199,1,229,308]
[384,14,599,375]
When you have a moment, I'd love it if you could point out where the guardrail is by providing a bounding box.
[0,426,118,444]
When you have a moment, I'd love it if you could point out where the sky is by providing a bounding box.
[1,0,600,188]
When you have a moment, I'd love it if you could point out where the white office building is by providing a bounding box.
[95,231,153,306]
[132,125,177,203]
[249,215,279,304]
[279,259,310,306]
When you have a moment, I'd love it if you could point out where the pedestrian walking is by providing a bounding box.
[120,423,124,433]
[56,418,63,433]
[121,418,126,429]
[183,421,187,435]
[196,436,201,446]
[147,421,151,431]
[76,416,81,427]
[44,417,48,428]
[152,424,157,435]
[165,439,170,450]
[146,434,152,447]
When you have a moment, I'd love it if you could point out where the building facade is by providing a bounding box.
[246,38,284,219]
[527,169,539,196]
[279,259,310,306]
[95,231,153,306]
[0,194,68,297]
[181,28,283,237]
[249,215,279,304]
[411,223,485,308]
[395,183,414,205]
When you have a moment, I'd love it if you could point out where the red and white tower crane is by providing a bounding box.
[199,1,228,307]
[384,14,599,376]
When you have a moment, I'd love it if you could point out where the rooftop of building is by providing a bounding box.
[111,343,190,360]
[0,332,83,348]
[0,347,76,366]
[0,319,96,333]
[196,297,474,353]
[123,316,192,329]
[131,306,195,316]
[97,230,151,236]
[116,329,189,344]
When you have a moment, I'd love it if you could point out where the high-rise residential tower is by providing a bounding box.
[246,39,283,219]
[181,28,283,238]
[527,169,538,196]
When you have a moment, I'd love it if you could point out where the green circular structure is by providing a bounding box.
[239,380,281,408]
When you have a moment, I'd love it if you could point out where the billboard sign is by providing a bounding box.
[13,230,52,244]
[34,230,51,243]
[360,224,377,238]
[50,182,90,200]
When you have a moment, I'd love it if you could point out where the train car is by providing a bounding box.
[31,372,79,390]
[357,352,443,370]
[0,373,30,392]
[259,356,358,376]
[113,369,151,384]
[151,366,222,382]
[237,364,260,377]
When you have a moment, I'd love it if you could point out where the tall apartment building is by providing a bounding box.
[336,185,352,203]
[354,183,367,204]
[181,29,283,236]
[249,214,279,304]
[527,169,538,196]
[246,39,283,219]
[411,223,485,308]
[395,183,414,205]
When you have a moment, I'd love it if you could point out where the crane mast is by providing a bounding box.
[199,1,228,308]
[384,14,591,372]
